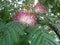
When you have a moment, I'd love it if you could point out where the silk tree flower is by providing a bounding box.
[34,3,47,14]
[14,10,37,26]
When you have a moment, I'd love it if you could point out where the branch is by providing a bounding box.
[48,23,60,39]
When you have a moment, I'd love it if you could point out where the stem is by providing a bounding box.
[48,23,60,39]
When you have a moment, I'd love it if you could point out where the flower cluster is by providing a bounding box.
[14,3,47,26]
[34,3,47,14]
[14,10,37,26]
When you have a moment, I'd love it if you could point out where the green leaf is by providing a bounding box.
[0,22,5,28]
[46,16,60,32]
[38,0,55,6]
[0,22,25,45]
[22,26,58,45]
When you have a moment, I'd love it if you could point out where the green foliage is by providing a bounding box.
[0,0,60,45]
[21,25,58,45]
[0,22,25,45]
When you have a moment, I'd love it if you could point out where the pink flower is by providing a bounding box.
[34,3,47,14]
[14,10,37,26]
